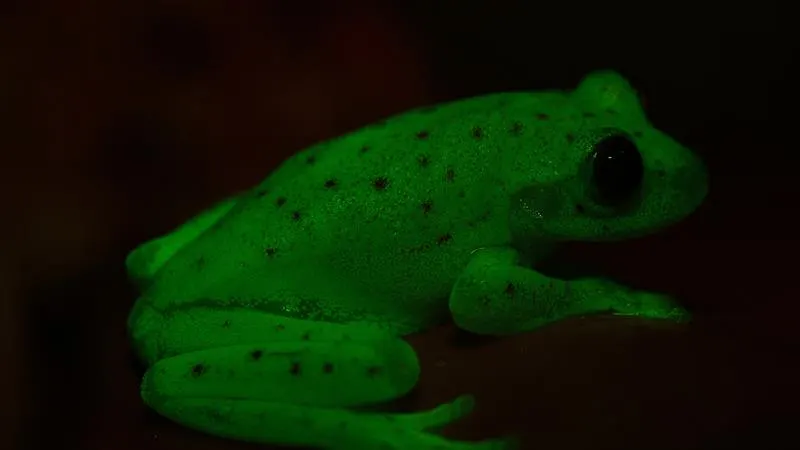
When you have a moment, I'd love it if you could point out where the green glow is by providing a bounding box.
[128,70,707,449]
[126,195,239,288]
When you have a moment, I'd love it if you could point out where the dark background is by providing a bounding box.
[3,1,798,449]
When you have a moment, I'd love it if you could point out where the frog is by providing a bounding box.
[126,70,708,450]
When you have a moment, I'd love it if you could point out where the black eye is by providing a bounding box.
[590,134,643,205]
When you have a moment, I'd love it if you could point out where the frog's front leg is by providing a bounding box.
[138,306,511,450]
[449,247,690,335]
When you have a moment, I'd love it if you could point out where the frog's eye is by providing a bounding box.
[589,134,643,206]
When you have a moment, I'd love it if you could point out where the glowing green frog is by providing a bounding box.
[127,71,708,450]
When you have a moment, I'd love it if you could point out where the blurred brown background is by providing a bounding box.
[2,1,798,449]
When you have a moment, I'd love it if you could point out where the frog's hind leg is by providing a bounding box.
[139,307,512,450]
[125,195,240,287]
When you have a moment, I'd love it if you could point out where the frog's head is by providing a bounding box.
[510,70,708,242]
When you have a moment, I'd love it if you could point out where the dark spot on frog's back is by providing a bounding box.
[290,211,301,221]
[305,155,316,165]
[417,155,430,168]
[437,233,452,245]
[445,167,455,182]
[535,113,549,120]
[372,177,389,190]
[471,127,484,139]
[416,130,430,140]
[566,133,575,144]
[323,179,338,189]
[265,247,277,257]
[421,200,433,214]
[582,112,596,118]
[191,363,206,377]
[276,197,287,207]
[509,122,524,135]
[251,350,263,360]
[359,145,370,154]
[290,362,301,376]
[322,362,334,374]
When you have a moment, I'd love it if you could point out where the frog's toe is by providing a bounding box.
[666,306,692,323]
[475,436,520,450]
[393,394,476,431]
[371,430,516,450]
[436,394,477,425]
[450,394,476,417]
[612,292,692,323]
[421,434,518,450]
[374,395,518,450]
[643,296,692,323]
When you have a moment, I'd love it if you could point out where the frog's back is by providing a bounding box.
[235,92,573,259]
[150,90,577,321]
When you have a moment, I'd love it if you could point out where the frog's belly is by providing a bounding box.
[281,227,508,329]
[262,248,464,332]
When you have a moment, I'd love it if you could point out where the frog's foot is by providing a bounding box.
[450,247,690,335]
[126,195,239,287]
[142,340,512,450]
[605,289,691,323]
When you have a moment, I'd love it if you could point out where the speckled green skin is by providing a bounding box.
[127,71,707,450]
